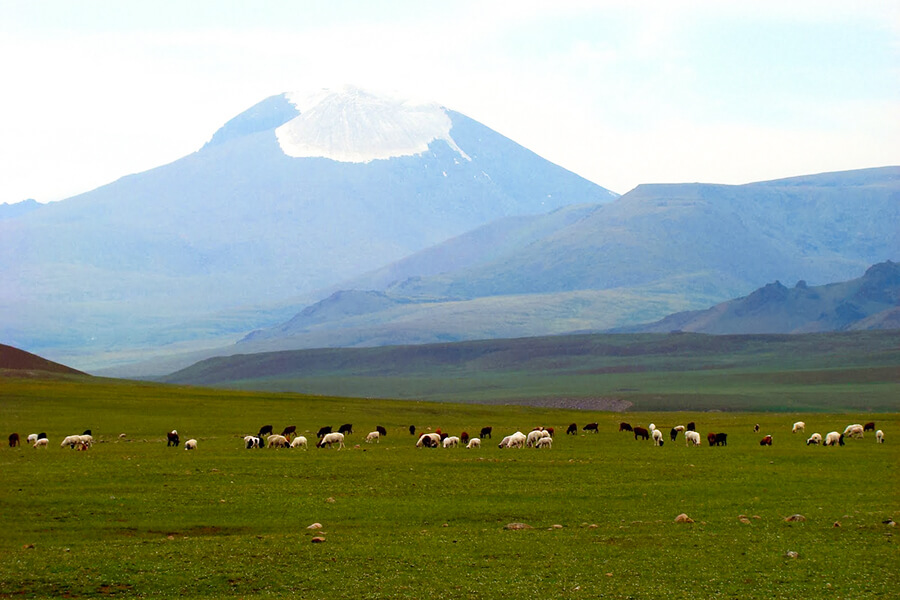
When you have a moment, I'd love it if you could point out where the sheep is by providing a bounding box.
[33,438,49,448]
[376,425,387,437]
[648,423,656,432]
[618,422,632,432]
[338,423,353,435]
[567,423,578,435]
[714,433,727,446]
[61,434,92,449]
[366,431,380,443]
[258,425,274,438]
[316,426,333,439]
[633,427,650,441]
[416,433,441,448]
[526,430,544,447]
[499,432,526,449]
[8,433,19,447]
[753,423,760,432]
[864,422,876,432]
[669,427,679,442]
[652,429,664,446]
[759,435,773,446]
[27,433,38,444]
[806,433,822,446]
[267,434,290,448]
[244,435,261,449]
[443,436,460,448]
[466,437,481,449]
[291,435,308,449]
[686,422,696,432]
[317,432,345,450]
[792,421,805,433]
[706,432,717,446]
[409,425,416,436]
[460,431,470,444]
[824,431,844,447]
[480,426,493,439]
[685,431,701,446]
[583,423,599,433]
[167,430,180,447]
[280,425,296,440]
[184,439,197,450]
[844,424,864,439]
[535,436,552,449]
[875,430,884,444]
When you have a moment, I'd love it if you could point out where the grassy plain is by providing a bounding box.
[1,375,898,599]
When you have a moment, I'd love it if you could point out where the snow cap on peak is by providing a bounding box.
[276,86,469,163]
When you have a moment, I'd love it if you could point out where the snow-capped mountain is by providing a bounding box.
[0,86,616,369]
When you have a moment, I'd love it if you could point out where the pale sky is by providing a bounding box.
[0,0,897,203]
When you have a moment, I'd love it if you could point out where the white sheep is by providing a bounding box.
[652,428,664,446]
[267,434,290,448]
[824,431,844,447]
[875,430,884,444]
[806,433,822,446]
[673,425,685,433]
[526,430,544,447]
[27,433,38,444]
[291,435,308,449]
[509,431,527,448]
[184,439,197,450]
[318,432,345,450]
[442,436,460,448]
[844,424,864,439]
[535,436,552,449]
[685,431,701,446]
[33,438,49,448]
[416,433,441,448]
[792,421,805,433]
[365,431,380,443]
[466,438,481,449]
[244,435,261,448]
[60,435,78,448]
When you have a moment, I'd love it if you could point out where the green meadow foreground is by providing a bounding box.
[1,377,898,599]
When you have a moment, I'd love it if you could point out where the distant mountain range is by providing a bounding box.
[619,260,900,334]
[233,167,900,357]
[1,87,615,369]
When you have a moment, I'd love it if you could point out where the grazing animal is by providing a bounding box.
[546,427,554,437]
[376,425,387,437]
[686,422,696,432]
[753,423,760,432]
[27,433,38,444]
[844,424,864,439]
[267,434,290,448]
[8,433,19,447]
[33,438,49,448]
[167,430,180,447]
[633,427,650,441]
[864,422,876,432]
[409,425,416,436]
[499,432,527,449]
[291,436,308,449]
[652,429,664,446]
[466,438,481,449]
[707,432,717,446]
[443,436,460,448]
[280,425,296,440]
[536,436,552,449]
[824,431,844,447]
[792,421,805,434]
[82,429,92,436]
[714,433,727,446]
[61,434,92,449]
[648,423,656,432]
[670,427,679,442]
[567,423,578,435]
[685,431,701,446]
[318,432,345,450]
[365,431,380,443]
[618,422,632,432]
[526,430,545,447]
[316,426,333,439]
[480,426,493,439]
[244,435,261,449]
[759,435,773,446]
[37,432,47,440]
[416,433,441,448]
[806,433,822,446]
[875,429,884,443]
[338,423,353,435]
[460,431,470,444]
[184,439,197,450]
[583,423,599,433]
[258,425,274,438]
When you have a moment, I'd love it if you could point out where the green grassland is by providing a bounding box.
[1,375,898,599]
[165,331,900,412]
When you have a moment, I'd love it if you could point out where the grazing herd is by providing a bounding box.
[6,420,886,453]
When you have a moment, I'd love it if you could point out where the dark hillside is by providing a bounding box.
[0,344,86,376]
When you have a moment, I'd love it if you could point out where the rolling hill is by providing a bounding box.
[0,344,86,376]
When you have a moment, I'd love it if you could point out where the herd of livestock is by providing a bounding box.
[7,420,885,451]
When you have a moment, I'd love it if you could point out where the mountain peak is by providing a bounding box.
[276,86,470,163]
